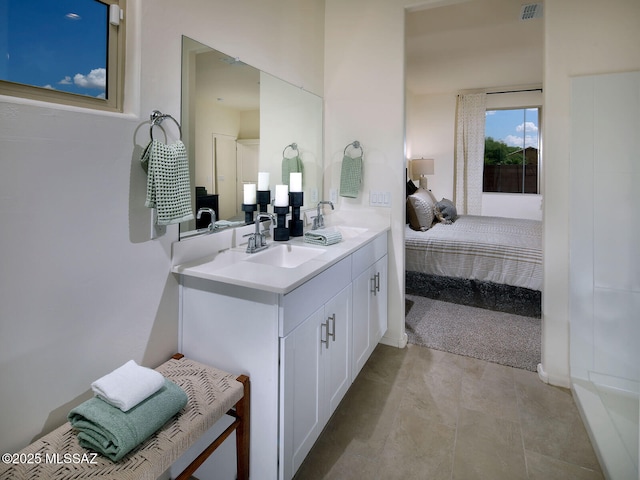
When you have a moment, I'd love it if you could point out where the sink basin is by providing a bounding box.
[323,225,368,239]
[244,244,325,269]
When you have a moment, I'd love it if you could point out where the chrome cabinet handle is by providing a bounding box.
[371,272,380,296]
[328,314,336,342]
[321,320,329,349]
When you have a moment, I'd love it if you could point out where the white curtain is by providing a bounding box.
[454,93,486,214]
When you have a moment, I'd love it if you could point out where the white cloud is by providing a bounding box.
[504,134,538,149]
[74,68,106,89]
[43,84,54,90]
[516,121,538,133]
[58,76,72,85]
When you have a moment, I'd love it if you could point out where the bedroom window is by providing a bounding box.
[0,0,126,112]
[483,107,540,194]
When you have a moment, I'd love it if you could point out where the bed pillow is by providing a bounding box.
[407,188,436,231]
[406,180,418,223]
[406,179,418,197]
[434,198,457,224]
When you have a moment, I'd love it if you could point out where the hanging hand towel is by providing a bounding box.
[339,154,363,198]
[304,229,343,246]
[91,360,166,412]
[142,139,194,225]
[282,155,304,185]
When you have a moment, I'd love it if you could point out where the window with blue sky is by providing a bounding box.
[484,108,540,194]
[0,0,110,100]
[485,108,539,149]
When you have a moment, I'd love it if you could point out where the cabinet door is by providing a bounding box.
[280,307,325,480]
[351,268,372,380]
[370,255,388,345]
[324,284,352,417]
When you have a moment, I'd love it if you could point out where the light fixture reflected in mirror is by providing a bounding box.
[411,158,434,190]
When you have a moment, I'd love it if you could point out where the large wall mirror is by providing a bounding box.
[179,36,323,239]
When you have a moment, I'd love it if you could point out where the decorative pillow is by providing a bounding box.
[406,179,418,197]
[406,180,418,223]
[434,198,457,224]
[407,188,436,231]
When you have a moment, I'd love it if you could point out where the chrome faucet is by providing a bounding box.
[196,207,216,232]
[245,213,276,253]
[313,201,334,230]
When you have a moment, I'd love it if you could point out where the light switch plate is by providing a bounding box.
[369,191,391,207]
[329,188,338,204]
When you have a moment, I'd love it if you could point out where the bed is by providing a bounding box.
[405,187,542,317]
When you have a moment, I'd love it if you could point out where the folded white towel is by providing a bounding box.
[91,360,165,412]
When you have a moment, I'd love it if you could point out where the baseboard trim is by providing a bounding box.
[380,332,408,349]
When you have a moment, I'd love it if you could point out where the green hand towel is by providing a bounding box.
[304,229,343,246]
[339,155,363,198]
[282,155,304,185]
[142,139,194,225]
[68,378,187,462]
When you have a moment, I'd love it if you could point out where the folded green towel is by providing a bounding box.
[304,229,343,246]
[282,155,304,185]
[68,378,187,462]
[339,155,363,198]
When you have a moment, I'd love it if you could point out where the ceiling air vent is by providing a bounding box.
[520,3,543,21]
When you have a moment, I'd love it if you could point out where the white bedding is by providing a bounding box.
[405,215,542,291]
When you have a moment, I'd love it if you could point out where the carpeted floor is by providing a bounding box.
[405,294,541,371]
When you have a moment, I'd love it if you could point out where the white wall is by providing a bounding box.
[406,91,456,203]
[0,0,324,454]
[324,0,412,349]
[541,0,640,386]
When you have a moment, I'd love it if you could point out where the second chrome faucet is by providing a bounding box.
[313,201,334,230]
[245,213,276,253]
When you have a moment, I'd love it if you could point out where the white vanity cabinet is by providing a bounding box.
[351,234,388,379]
[279,283,352,480]
[176,229,388,480]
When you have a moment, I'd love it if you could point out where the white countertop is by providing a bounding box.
[171,223,389,295]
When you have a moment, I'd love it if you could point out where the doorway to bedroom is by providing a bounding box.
[403,0,543,371]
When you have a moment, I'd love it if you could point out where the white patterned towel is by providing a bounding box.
[142,140,194,225]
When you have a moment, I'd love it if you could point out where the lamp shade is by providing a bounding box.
[411,158,435,178]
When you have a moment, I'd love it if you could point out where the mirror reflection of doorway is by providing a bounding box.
[201,135,260,221]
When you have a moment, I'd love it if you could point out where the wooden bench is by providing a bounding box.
[0,354,250,480]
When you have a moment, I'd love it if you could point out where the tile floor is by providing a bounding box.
[295,344,604,480]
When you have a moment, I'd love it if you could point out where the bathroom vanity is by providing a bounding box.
[172,224,388,480]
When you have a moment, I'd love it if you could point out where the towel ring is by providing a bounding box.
[344,140,362,157]
[150,110,182,141]
[283,142,299,158]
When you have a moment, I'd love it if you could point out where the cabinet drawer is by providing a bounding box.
[280,256,351,337]
[351,232,388,279]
